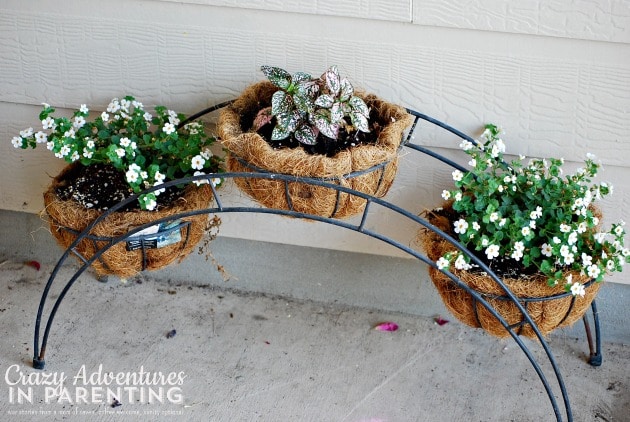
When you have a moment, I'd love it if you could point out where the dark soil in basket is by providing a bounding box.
[244,113,383,157]
[54,164,184,212]
[431,206,540,279]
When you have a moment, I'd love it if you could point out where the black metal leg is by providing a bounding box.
[583,300,603,367]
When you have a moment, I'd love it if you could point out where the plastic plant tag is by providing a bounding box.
[126,220,183,251]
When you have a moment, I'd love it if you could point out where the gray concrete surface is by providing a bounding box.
[1,210,629,421]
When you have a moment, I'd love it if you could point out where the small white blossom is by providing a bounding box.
[143,197,157,211]
[79,104,89,113]
[454,192,462,202]
[11,137,23,148]
[20,127,34,138]
[143,112,152,122]
[86,139,95,149]
[541,243,553,257]
[70,151,80,162]
[163,122,176,135]
[559,223,571,233]
[115,148,125,157]
[32,131,46,144]
[441,190,451,200]
[436,257,450,270]
[499,218,507,227]
[521,226,531,237]
[563,253,575,265]
[211,177,222,187]
[82,148,93,158]
[459,140,473,151]
[191,154,206,170]
[452,170,464,182]
[101,112,110,122]
[472,222,480,231]
[567,231,578,245]
[59,145,71,157]
[586,264,600,279]
[46,141,54,150]
[120,137,131,147]
[453,219,469,234]
[570,281,586,297]
[582,253,592,267]
[42,117,55,129]
[489,212,499,223]
[485,244,500,260]
[454,254,471,270]
[154,171,166,183]
[192,170,209,186]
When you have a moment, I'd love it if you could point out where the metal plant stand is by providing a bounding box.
[32,104,602,422]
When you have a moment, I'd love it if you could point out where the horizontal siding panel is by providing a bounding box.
[151,0,412,23]
[413,0,630,44]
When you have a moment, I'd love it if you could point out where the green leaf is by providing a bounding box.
[339,78,353,101]
[314,94,335,108]
[293,91,314,114]
[261,65,291,89]
[271,91,292,115]
[348,96,369,117]
[350,111,369,133]
[292,72,312,84]
[294,125,317,145]
[271,125,291,140]
[323,65,341,95]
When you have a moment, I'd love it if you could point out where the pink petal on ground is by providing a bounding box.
[434,316,449,326]
[374,322,399,332]
[24,260,41,271]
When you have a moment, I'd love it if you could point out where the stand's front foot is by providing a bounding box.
[33,356,46,370]
[583,300,602,367]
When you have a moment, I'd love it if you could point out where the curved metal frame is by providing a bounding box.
[31,106,602,422]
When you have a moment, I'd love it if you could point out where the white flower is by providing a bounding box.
[143,197,157,211]
[211,177,222,187]
[606,260,615,270]
[559,223,571,233]
[454,254,471,270]
[472,222,480,231]
[163,122,176,135]
[64,128,76,139]
[570,281,586,297]
[586,152,597,161]
[436,257,450,270]
[132,100,143,109]
[20,127,34,138]
[120,137,131,147]
[529,220,536,229]
[140,171,148,180]
[191,154,206,170]
[592,216,599,227]
[582,253,592,267]
[560,245,570,257]
[521,226,531,237]
[485,244,500,260]
[168,110,180,125]
[453,218,469,234]
[541,243,553,257]
[70,151,80,162]
[567,231,578,245]
[499,218,507,227]
[614,226,624,236]
[144,112,152,122]
[120,98,131,112]
[86,139,95,149]
[553,236,562,244]
[481,238,489,247]
[468,158,476,167]
[11,136,23,148]
[46,141,54,151]
[152,180,165,195]
[82,148,93,158]
[42,117,55,129]
[115,148,125,157]
[154,171,166,183]
[126,169,138,183]
[586,264,600,279]
[192,170,209,186]
[59,145,71,157]
[79,104,89,113]
[441,190,451,200]
[101,112,110,121]
[563,253,575,265]
[576,222,587,234]
[452,170,464,182]
[31,131,46,144]
[106,100,120,113]
[489,212,499,223]
[511,249,523,261]
[459,140,473,151]
[454,192,462,202]
[128,163,141,173]
[530,206,543,219]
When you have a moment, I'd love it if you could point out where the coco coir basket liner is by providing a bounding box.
[43,164,213,278]
[419,205,601,338]
[218,81,414,219]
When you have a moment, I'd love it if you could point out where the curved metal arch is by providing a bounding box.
[31,107,601,422]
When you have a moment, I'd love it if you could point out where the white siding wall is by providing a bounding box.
[1,0,629,284]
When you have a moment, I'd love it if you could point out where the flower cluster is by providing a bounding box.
[437,124,629,295]
[12,97,223,210]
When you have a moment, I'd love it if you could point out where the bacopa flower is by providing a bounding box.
[454,254,471,270]
[441,190,451,200]
[452,170,464,182]
[162,122,176,135]
[485,244,500,260]
[42,116,55,129]
[115,148,125,157]
[569,281,586,297]
[436,257,450,270]
[453,218,469,234]
[541,243,553,257]
[191,154,206,170]
[11,137,23,148]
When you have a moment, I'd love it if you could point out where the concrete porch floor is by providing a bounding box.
[0,210,629,421]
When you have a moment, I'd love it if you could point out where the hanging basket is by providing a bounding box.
[43,164,214,278]
[420,204,601,338]
[217,81,414,219]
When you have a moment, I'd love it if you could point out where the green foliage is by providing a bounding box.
[12,96,223,210]
[257,65,370,146]
[437,124,629,295]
